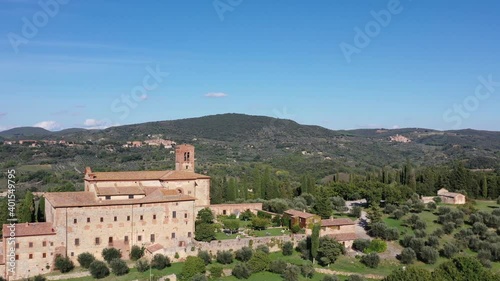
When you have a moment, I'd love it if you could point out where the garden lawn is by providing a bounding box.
[253,228,290,237]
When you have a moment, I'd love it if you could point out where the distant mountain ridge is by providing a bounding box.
[1,113,499,170]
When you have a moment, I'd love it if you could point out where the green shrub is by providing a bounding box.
[360,253,380,268]
[136,259,150,272]
[102,248,121,263]
[419,246,439,264]
[110,258,129,276]
[347,275,365,281]
[269,260,288,274]
[247,250,270,272]
[441,242,459,258]
[191,274,208,281]
[353,239,371,252]
[323,275,339,281]
[281,264,300,281]
[232,263,251,279]
[399,248,416,264]
[77,252,95,269]
[151,254,170,270]
[216,250,233,264]
[55,255,74,273]
[89,260,110,279]
[210,265,223,279]
[291,223,301,234]
[300,261,315,278]
[33,275,46,281]
[256,244,269,254]
[365,239,387,253]
[198,250,212,265]
[129,245,145,261]
[282,241,294,256]
[180,256,206,281]
[235,246,253,262]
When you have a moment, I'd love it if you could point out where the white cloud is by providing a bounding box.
[83,118,118,129]
[204,92,228,98]
[33,121,62,131]
[392,125,400,129]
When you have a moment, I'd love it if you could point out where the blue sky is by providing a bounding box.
[0,0,499,131]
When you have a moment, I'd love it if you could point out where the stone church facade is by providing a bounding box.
[1,144,261,280]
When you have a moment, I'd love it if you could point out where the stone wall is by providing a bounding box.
[209,203,263,216]
[193,234,306,254]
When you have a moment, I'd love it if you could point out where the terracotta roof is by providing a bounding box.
[284,209,317,219]
[45,188,195,208]
[2,222,56,237]
[440,192,464,198]
[321,218,355,227]
[146,243,164,253]
[328,233,357,241]
[85,169,209,181]
[94,185,145,196]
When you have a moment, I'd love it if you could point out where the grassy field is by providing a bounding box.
[18,164,52,172]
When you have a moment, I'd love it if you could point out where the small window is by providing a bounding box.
[15,255,19,260]
[171,232,176,239]
[124,236,129,244]
[223,210,227,215]
[74,218,77,224]
[29,242,33,248]
[184,213,188,219]
[75,239,80,246]
[114,216,117,222]
[50,242,54,246]
[172,211,176,218]
[188,232,192,238]
[140,215,143,220]
[29,254,33,259]
[95,237,100,245]
[43,253,47,258]
[71,252,74,257]
[100,217,104,222]
[153,214,156,220]
[129,195,134,199]
[105,196,111,200]
[138,235,142,242]
[42,241,46,247]
[151,234,155,243]
[127,216,130,221]
[15,243,19,249]
[87,217,90,223]
[108,237,113,245]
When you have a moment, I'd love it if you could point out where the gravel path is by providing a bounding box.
[46,271,90,280]
[315,267,385,280]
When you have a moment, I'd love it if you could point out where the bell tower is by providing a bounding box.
[175,144,195,172]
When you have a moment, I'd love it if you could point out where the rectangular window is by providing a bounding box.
[129,195,134,199]
[124,236,129,244]
[223,210,227,215]
[140,215,143,220]
[74,218,77,224]
[95,237,100,245]
[138,235,142,242]
[153,214,156,220]
[184,213,188,219]
[188,232,192,238]
[105,196,111,200]
[100,217,104,222]
[127,216,130,221]
[71,252,74,257]
[151,234,155,242]
[114,216,117,222]
[172,211,176,218]
[50,242,54,246]
[43,241,46,247]
[29,242,33,248]
[43,253,47,258]
[87,217,90,223]
[15,243,19,249]
[15,255,19,260]
[29,254,33,259]
[108,237,113,245]
[171,232,176,239]
[75,239,80,246]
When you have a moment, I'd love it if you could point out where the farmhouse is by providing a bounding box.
[437,188,466,205]
[283,209,321,229]
[320,218,357,248]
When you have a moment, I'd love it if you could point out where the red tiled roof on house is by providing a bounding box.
[44,188,195,208]
[328,233,357,241]
[284,209,316,219]
[2,222,56,237]
[146,243,164,253]
[321,218,355,227]
[85,169,210,181]
[94,185,146,196]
